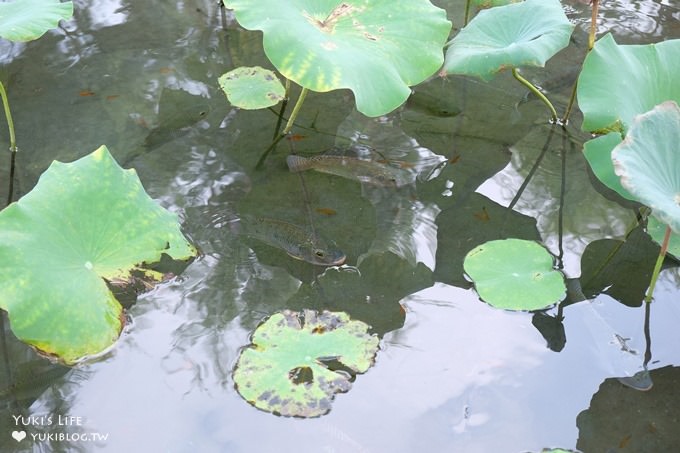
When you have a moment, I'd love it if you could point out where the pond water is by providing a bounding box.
[2,0,680,452]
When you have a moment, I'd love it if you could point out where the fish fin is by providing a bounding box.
[286,155,310,172]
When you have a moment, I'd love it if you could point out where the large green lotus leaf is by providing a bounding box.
[583,132,635,201]
[224,0,451,117]
[233,309,379,417]
[0,0,73,42]
[218,66,285,110]
[612,101,680,233]
[464,239,566,311]
[442,0,574,81]
[578,34,680,134]
[0,146,196,363]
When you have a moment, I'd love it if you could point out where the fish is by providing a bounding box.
[286,154,411,187]
[238,216,345,266]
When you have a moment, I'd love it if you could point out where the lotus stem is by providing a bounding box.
[512,68,557,123]
[256,86,308,169]
[644,224,671,303]
[283,87,308,135]
[0,81,17,153]
[464,0,472,26]
[563,0,600,124]
[272,78,291,140]
[588,0,600,51]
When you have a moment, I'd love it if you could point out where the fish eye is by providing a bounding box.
[315,249,326,258]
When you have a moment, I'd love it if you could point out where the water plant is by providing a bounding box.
[463,239,566,311]
[220,0,451,165]
[233,309,379,417]
[0,146,196,363]
[442,0,574,122]
[577,34,680,201]
[611,101,680,302]
[0,0,73,202]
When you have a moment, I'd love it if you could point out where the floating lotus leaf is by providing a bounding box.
[612,101,680,233]
[233,309,379,417]
[443,0,574,81]
[464,239,566,311]
[0,0,73,42]
[218,66,285,110]
[0,146,196,363]
[223,0,451,117]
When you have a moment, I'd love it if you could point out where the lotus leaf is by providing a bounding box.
[233,309,379,417]
[578,34,680,135]
[0,0,73,42]
[0,146,196,363]
[464,239,566,311]
[223,0,451,117]
[612,101,680,233]
[218,66,285,110]
[577,35,680,198]
[583,132,635,201]
[443,0,574,81]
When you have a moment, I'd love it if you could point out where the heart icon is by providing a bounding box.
[12,430,26,442]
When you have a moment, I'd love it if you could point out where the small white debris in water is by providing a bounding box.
[84,261,93,270]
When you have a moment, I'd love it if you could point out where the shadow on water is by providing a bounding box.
[1,0,680,451]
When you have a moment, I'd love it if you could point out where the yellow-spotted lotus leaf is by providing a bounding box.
[578,35,680,199]
[223,0,451,117]
[612,101,680,234]
[233,309,379,417]
[218,66,285,110]
[464,239,566,311]
[443,0,573,81]
[0,146,196,364]
[0,0,73,42]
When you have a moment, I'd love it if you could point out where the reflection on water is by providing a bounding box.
[1,0,680,451]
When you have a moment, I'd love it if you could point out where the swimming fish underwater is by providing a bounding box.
[237,215,345,266]
[286,154,412,187]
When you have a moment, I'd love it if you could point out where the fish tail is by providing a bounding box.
[286,155,312,173]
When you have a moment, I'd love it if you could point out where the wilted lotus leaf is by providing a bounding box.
[0,146,196,363]
[612,101,680,233]
[223,0,451,117]
[464,239,566,311]
[233,309,379,417]
[0,0,73,42]
[443,0,573,81]
[218,66,285,110]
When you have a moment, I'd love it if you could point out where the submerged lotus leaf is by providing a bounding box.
[223,0,451,117]
[0,0,73,42]
[578,34,680,135]
[443,0,574,81]
[612,101,680,234]
[464,239,566,311]
[218,66,285,110]
[233,309,379,417]
[0,146,196,363]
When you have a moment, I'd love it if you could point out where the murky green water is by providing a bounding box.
[2,0,680,452]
